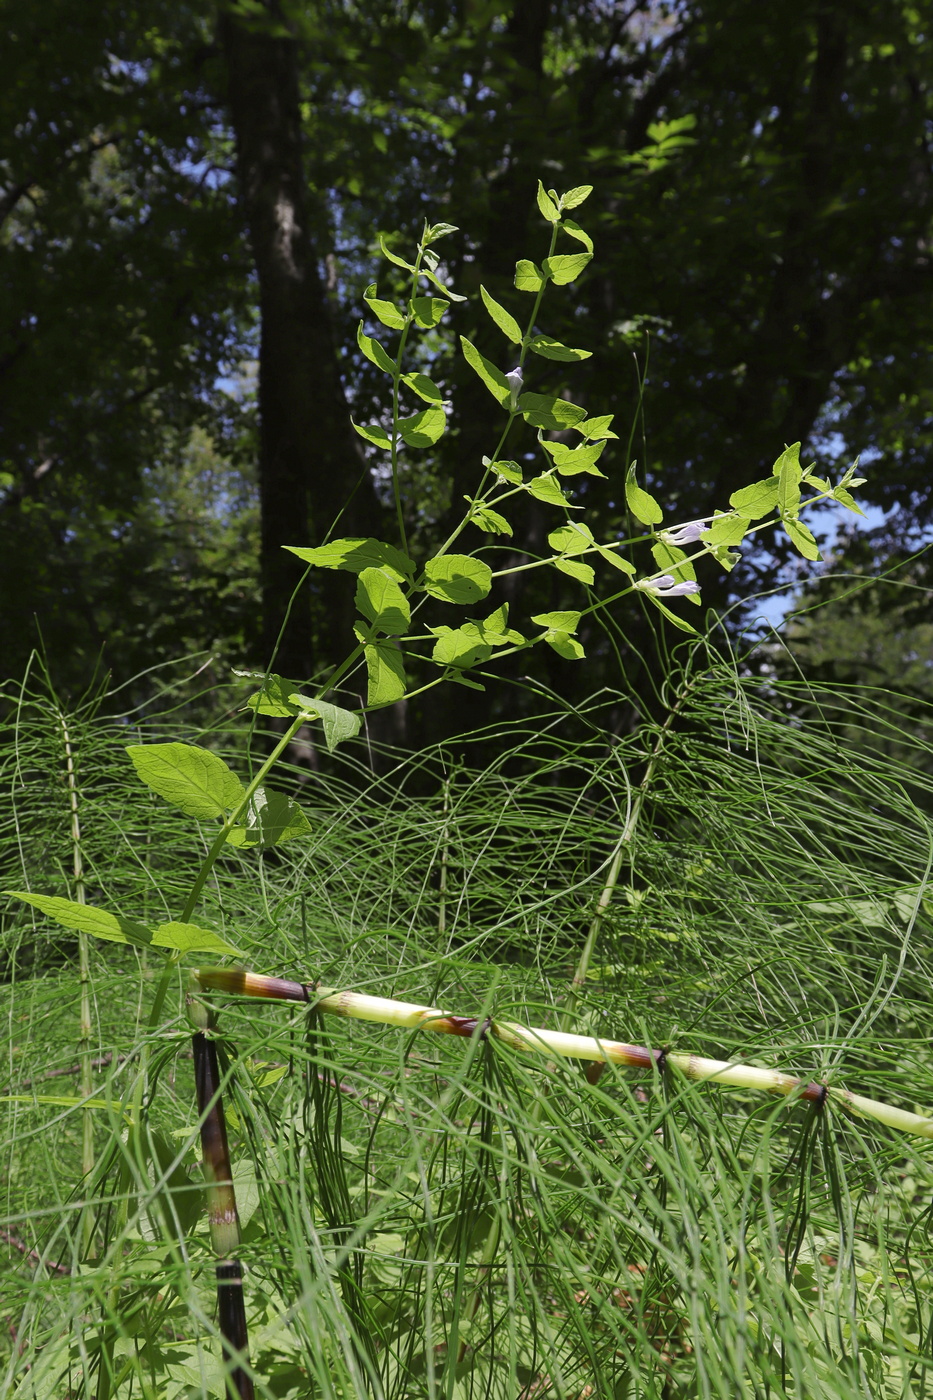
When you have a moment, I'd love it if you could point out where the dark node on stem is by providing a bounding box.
[444,1014,484,1038]
[654,1046,669,1076]
[802,1079,829,1109]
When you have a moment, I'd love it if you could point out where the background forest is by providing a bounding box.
[3,0,933,726]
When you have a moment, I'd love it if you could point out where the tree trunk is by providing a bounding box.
[219,2,381,683]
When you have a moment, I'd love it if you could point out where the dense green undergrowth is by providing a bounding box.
[2,654,933,1399]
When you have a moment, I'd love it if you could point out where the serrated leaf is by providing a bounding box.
[423,555,492,604]
[542,439,606,475]
[528,334,592,363]
[355,567,411,635]
[777,444,803,516]
[357,321,397,374]
[518,392,587,431]
[225,787,312,850]
[401,372,445,404]
[483,603,509,634]
[430,624,494,668]
[423,220,459,243]
[351,419,392,450]
[771,441,802,477]
[127,743,244,821]
[559,185,593,210]
[728,476,780,519]
[410,296,448,328]
[548,522,595,555]
[285,538,415,578]
[515,259,545,292]
[364,641,407,705]
[152,921,244,955]
[553,557,595,585]
[528,473,571,507]
[399,404,446,447]
[783,516,821,560]
[422,266,466,302]
[246,672,304,718]
[363,284,406,330]
[542,253,592,285]
[480,286,522,343]
[624,463,663,525]
[536,179,560,222]
[5,892,153,948]
[578,414,618,441]
[542,629,585,659]
[491,459,522,483]
[651,541,700,605]
[379,235,416,273]
[532,610,583,633]
[287,696,361,751]
[562,219,593,253]
[460,336,510,407]
[597,546,636,574]
[705,511,748,547]
[467,499,512,535]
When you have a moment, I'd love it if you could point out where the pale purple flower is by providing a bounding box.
[659,521,709,546]
[505,366,523,409]
[636,575,700,598]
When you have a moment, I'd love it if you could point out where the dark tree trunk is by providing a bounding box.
[219,3,381,682]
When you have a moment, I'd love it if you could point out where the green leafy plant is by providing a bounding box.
[3,183,898,1400]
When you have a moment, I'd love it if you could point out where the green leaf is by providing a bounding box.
[364,641,407,705]
[423,555,493,604]
[480,286,522,343]
[480,602,524,645]
[542,629,585,659]
[363,284,406,330]
[705,511,749,547]
[351,419,392,450]
[783,516,821,561]
[729,476,780,519]
[401,372,445,404]
[430,623,494,668]
[651,541,700,605]
[776,443,803,517]
[410,296,448,328]
[833,484,866,516]
[518,392,587,431]
[285,538,415,579]
[536,179,560,222]
[527,334,592,363]
[4,892,152,948]
[357,322,398,376]
[460,336,510,407]
[152,921,243,955]
[624,463,663,525]
[399,405,446,447]
[528,473,571,507]
[244,672,304,718]
[515,259,545,292]
[287,696,361,751]
[641,592,698,633]
[561,219,593,253]
[548,522,595,555]
[532,610,582,633]
[225,787,312,850]
[467,499,512,535]
[597,546,636,575]
[489,458,522,483]
[127,743,244,821]
[554,557,595,585]
[422,220,458,244]
[379,234,416,274]
[542,253,592,285]
[542,439,606,475]
[578,414,618,440]
[355,567,411,635]
[559,185,593,210]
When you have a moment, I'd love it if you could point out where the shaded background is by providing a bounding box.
[2,0,932,738]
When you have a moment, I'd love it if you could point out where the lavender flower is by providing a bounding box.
[659,520,709,546]
[636,575,700,598]
[505,366,523,409]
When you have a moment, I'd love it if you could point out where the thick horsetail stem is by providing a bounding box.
[195,967,933,1141]
[187,983,254,1400]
